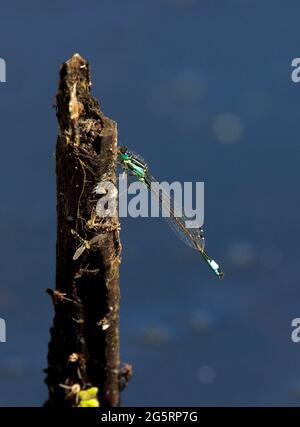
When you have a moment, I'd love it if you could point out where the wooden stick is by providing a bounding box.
[45,53,125,407]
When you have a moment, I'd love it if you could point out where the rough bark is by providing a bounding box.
[45,53,125,407]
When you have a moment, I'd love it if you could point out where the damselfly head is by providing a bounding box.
[118,146,128,155]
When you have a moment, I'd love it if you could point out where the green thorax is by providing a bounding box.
[118,149,148,181]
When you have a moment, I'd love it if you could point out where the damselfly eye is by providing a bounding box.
[119,145,128,154]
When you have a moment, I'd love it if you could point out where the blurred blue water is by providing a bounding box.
[0,0,300,406]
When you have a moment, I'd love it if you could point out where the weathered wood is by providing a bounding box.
[45,53,123,407]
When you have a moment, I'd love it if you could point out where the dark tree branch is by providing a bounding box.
[45,53,127,407]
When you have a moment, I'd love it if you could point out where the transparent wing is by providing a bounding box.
[145,173,205,251]
[73,244,86,261]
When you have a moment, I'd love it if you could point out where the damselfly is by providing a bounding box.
[118,146,224,279]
